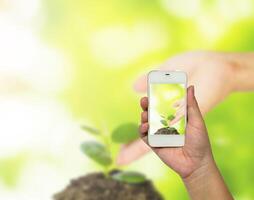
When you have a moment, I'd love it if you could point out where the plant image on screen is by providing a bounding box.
[150,83,186,135]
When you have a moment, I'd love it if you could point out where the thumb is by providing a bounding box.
[187,86,205,130]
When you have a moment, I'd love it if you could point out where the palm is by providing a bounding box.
[136,51,234,114]
[138,86,213,178]
[161,51,234,114]
[153,121,210,178]
[155,147,192,178]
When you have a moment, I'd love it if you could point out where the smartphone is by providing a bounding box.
[148,71,187,147]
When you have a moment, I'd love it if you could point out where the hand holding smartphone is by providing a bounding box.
[142,72,233,199]
[148,71,187,147]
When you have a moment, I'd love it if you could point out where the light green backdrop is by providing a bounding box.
[40,0,254,199]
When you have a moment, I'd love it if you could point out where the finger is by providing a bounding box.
[140,97,148,111]
[134,74,147,92]
[169,111,184,125]
[172,102,180,108]
[187,75,207,116]
[187,86,205,130]
[139,122,149,138]
[169,102,185,125]
[172,99,183,108]
[133,62,178,93]
[175,105,185,117]
[174,103,185,115]
[141,111,148,123]
[116,139,150,165]
[133,53,196,94]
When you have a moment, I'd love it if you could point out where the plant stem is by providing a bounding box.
[100,122,113,174]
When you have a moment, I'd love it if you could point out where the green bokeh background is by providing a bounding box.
[39,0,254,199]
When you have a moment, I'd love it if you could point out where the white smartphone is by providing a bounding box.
[148,71,187,147]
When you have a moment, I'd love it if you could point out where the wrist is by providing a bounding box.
[226,52,254,91]
[182,158,217,187]
[182,159,219,199]
[182,158,233,200]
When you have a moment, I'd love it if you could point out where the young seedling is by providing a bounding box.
[80,123,147,184]
[156,114,180,135]
[160,114,175,128]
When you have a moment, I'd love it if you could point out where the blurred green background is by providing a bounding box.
[1,0,254,199]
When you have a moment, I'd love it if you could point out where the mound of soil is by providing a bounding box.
[155,127,179,135]
[54,172,163,200]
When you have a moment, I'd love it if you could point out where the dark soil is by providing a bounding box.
[155,127,180,135]
[54,171,163,200]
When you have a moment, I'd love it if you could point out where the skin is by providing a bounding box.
[117,51,254,165]
[140,86,233,200]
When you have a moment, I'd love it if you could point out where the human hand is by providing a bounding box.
[139,86,214,178]
[117,51,236,165]
[169,98,185,126]
[136,51,236,114]
[140,86,233,199]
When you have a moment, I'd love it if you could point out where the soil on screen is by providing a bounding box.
[155,127,180,135]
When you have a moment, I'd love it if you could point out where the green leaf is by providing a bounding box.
[81,125,100,135]
[111,171,146,184]
[160,119,168,126]
[160,115,165,119]
[167,114,175,121]
[80,141,112,166]
[111,123,139,143]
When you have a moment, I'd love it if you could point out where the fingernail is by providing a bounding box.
[189,85,194,96]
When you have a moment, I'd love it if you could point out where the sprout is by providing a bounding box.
[80,141,112,167]
[111,123,139,143]
[80,123,146,184]
[160,114,175,128]
[111,171,146,184]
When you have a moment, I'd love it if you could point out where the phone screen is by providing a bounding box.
[149,83,186,135]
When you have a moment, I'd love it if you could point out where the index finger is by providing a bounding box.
[140,97,148,111]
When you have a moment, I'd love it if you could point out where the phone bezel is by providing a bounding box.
[147,70,187,147]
